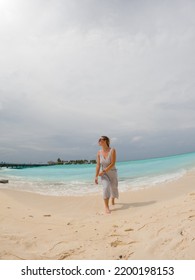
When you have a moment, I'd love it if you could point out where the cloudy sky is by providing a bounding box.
[1,0,195,163]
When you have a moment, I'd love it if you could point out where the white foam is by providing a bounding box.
[118,169,186,192]
[0,167,188,196]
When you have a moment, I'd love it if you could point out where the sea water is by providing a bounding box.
[1,152,195,196]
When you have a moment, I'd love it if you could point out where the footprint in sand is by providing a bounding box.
[189,193,195,200]
[124,228,134,232]
[110,240,127,247]
[188,215,195,219]
[57,250,74,260]
[43,214,51,217]
[118,252,134,259]
[96,212,104,216]
[180,230,184,236]
[109,233,121,237]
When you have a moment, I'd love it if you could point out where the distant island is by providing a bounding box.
[48,158,97,165]
[0,159,97,169]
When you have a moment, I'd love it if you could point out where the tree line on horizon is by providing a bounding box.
[48,158,97,165]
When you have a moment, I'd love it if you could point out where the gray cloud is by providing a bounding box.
[1,0,195,162]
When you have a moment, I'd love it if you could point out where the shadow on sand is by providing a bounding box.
[111,200,156,212]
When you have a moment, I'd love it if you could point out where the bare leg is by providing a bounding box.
[111,197,115,205]
[104,198,111,214]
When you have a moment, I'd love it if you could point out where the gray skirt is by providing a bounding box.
[101,169,119,199]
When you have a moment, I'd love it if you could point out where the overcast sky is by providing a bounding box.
[1,0,195,163]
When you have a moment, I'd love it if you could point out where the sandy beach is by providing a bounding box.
[0,171,195,260]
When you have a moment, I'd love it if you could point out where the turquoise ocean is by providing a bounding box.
[1,152,195,196]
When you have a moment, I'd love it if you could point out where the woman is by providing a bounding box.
[95,136,119,214]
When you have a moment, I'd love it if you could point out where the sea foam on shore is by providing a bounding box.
[1,152,195,196]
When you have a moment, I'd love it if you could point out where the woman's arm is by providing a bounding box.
[95,152,101,184]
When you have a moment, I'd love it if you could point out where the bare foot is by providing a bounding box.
[105,208,111,214]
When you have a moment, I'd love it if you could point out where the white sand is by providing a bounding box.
[0,171,195,260]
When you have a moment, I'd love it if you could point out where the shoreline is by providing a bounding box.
[0,171,195,260]
[0,168,189,197]
[1,152,195,197]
